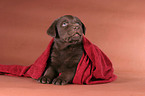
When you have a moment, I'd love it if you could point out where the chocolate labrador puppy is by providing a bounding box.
[37,15,86,85]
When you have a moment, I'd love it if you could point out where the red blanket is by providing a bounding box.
[0,37,117,84]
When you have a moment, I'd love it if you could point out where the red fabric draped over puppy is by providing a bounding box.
[0,37,117,84]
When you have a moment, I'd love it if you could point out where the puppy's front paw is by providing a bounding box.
[37,76,52,84]
[52,77,69,85]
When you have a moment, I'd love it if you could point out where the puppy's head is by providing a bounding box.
[47,15,86,43]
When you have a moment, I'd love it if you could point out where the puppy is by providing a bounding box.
[37,15,86,85]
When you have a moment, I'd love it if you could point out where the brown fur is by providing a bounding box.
[37,15,86,85]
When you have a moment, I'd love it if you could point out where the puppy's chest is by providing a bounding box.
[50,45,83,70]
[51,47,80,62]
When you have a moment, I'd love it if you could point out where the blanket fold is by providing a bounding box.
[0,37,117,84]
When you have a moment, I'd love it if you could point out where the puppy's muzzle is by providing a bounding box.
[64,32,82,43]
[63,25,82,43]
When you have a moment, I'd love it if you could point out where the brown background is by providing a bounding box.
[0,0,145,74]
[0,0,145,96]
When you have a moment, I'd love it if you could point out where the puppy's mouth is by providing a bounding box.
[64,33,82,43]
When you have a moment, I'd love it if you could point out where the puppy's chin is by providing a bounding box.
[68,39,81,44]
[63,35,82,44]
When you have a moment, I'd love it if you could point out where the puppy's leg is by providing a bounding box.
[52,69,75,85]
[37,66,58,84]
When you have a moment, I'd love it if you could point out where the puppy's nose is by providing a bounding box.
[73,26,79,30]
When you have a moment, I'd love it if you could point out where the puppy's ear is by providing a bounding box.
[47,20,59,38]
[81,22,86,35]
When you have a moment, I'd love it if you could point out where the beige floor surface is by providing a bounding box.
[0,72,145,96]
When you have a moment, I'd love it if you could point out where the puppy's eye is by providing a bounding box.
[76,22,80,25]
[62,22,68,27]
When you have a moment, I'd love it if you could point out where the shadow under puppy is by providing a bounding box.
[37,15,86,85]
